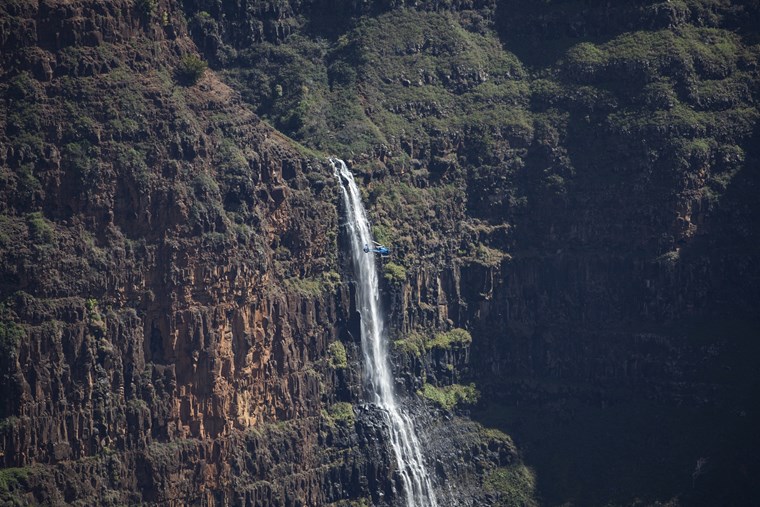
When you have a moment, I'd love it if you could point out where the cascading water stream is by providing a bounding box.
[331,158,438,507]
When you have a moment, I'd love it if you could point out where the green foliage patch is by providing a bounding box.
[0,467,30,494]
[62,141,100,182]
[394,327,472,357]
[393,331,426,357]
[327,402,354,425]
[0,215,26,248]
[327,497,371,507]
[135,0,157,16]
[483,464,538,507]
[367,180,465,263]
[427,328,472,351]
[383,262,406,285]
[284,271,341,296]
[225,9,531,161]
[564,27,742,84]
[25,212,54,244]
[0,322,25,358]
[0,416,19,433]
[175,55,208,86]
[328,341,348,369]
[419,383,479,411]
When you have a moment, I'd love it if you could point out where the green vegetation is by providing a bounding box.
[284,271,341,296]
[0,467,30,493]
[483,465,538,507]
[383,262,407,285]
[135,0,157,16]
[225,9,531,163]
[419,383,479,411]
[327,402,354,426]
[192,172,221,200]
[472,244,508,266]
[175,55,208,86]
[427,328,472,351]
[85,298,105,336]
[372,225,393,246]
[393,331,426,357]
[127,399,149,414]
[0,322,25,357]
[394,328,472,356]
[328,341,348,369]
[0,216,24,248]
[563,27,743,84]
[14,165,42,204]
[478,426,515,447]
[0,2,758,504]
[113,144,151,190]
[368,180,467,263]
[61,141,100,184]
[0,417,19,432]
[146,439,197,469]
[210,9,756,269]
[26,212,54,244]
[327,498,371,507]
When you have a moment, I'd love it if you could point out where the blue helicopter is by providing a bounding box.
[363,241,390,257]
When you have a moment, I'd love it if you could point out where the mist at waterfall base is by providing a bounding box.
[331,158,438,507]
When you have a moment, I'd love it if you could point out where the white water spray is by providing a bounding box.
[331,158,438,507]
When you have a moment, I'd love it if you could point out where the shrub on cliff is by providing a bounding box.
[175,55,208,86]
[393,331,426,357]
[26,212,54,244]
[427,328,472,351]
[0,467,31,495]
[483,465,538,507]
[135,0,157,17]
[0,322,24,359]
[419,383,479,411]
[327,402,354,426]
[383,262,406,285]
[328,341,348,369]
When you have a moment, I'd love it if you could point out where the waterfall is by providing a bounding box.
[331,158,438,507]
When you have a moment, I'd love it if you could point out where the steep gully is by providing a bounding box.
[331,158,438,507]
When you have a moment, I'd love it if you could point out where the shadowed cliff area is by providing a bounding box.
[1,0,759,505]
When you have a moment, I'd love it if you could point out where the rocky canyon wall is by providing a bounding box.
[1,0,759,505]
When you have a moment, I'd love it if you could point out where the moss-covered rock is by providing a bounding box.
[328,341,348,369]
[483,465,538,507]
[427,328,472,351]
[419,383,479,411]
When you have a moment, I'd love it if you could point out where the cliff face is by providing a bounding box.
[0,0,524,505]
[1,0,759,505]
[0,0,376,503]
[191,0,759,504]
